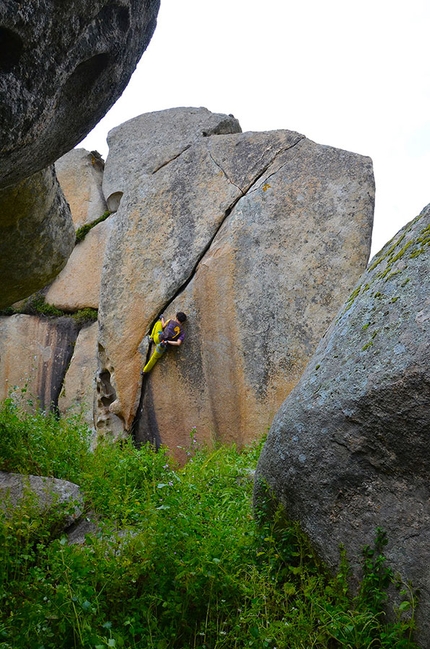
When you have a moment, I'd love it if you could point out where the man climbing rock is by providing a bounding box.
[142,312,187,374]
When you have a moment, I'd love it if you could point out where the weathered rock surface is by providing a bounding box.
[0,107,375,461]
[45,215,116,310]
[102,107,242,211]
[98,109,248,428]
[0,166,75,309]
[0,0,160,189]
[58,322,99,429]
[0,0,159,308]
[255,204,430,647]
[98,107,374,450]
[0,314,79,410]
[0,471,83,528]
[55,149,108,229]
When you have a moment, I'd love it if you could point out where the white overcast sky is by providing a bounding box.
[80,0,430,256]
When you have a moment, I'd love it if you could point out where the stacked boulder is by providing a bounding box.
[0,148,107,429]
[0,0,160,308]
[0,107,375,456]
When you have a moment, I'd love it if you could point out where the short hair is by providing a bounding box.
[176,311,187,323]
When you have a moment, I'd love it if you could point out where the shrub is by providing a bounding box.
[0,402,419,648]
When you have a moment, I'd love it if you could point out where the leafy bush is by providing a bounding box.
[72,308,98,326]
[0,398,91,482]
[0,401,419,648]
[19,293,64,318]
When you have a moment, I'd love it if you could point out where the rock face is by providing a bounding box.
[58,322,99,429]
[0,314,79,410]
[0,166,75,309]
[0,149,111,424]
[0,0,160,189]
[45,216,116,310]
[55,149,108,229]
[255,204,430,647]
[96,108,374,453]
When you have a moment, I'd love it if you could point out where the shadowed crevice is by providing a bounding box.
[0,27,23,72]
[132,377,161,449]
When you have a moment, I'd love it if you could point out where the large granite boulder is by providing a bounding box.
[98,108,375,451]
[0,0,160,189]
[255,204,430,646]
[55,149,108,229]
[0,167,75,309]
[98,108,246,430]
[102,106,242,210]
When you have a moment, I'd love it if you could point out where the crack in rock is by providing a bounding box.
[207,151,244,193]
[246,136,306,195]
[151,144,192,174]
[147,135,308,329]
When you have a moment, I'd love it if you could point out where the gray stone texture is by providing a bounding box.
[0,471,83,529]
[255,203,430,647]
[102,106,242,210]
[98,108,375,453]
[0,0,160,188]
[0,166,75,309]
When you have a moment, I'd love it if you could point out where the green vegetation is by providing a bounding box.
[0,294,98,325]
[0,399,418,648]
[71,308,98,326]
[339,214,430,321]
[75,211,112,244]
[17,293,65,318]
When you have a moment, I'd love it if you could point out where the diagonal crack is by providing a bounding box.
[147,135,307,331]
[207,151,244,194]
[245,136,306,195]
[208,134,306,196]
[134,134,307,437]
[151,144,192,174]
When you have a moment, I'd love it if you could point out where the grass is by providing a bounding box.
[75,211,112,245]
[0,397,419,648]
[0,294,98,325]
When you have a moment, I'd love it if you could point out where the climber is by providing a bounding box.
[142,312,187,374]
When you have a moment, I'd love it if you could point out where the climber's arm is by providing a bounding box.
[166,339,182,346]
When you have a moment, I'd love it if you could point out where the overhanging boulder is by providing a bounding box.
[0,0,160,188]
